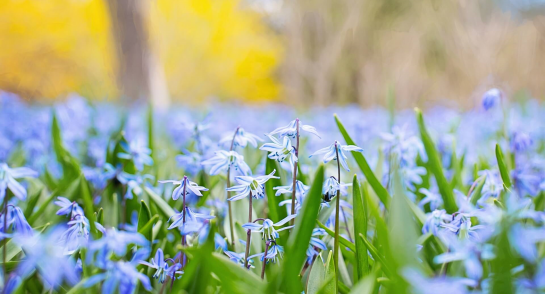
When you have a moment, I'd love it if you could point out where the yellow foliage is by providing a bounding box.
[148,0,282,102]
[0,0,117,99]
[0,0,282,102]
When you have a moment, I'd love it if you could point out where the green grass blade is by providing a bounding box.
[283,165,325,294]
[137,200,153,241]
[352,175,368,281]
[334,114,390,207]
[495,144,512,189]
[265,157,285,223]
[144,186,176,218]
[414,108,457,213]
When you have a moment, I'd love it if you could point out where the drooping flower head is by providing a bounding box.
[310,141,363,171]
[140,248,183,283]
[268,119,321,139]
[260,135,298,170]
[219,127,262,149]
[159,176,208,201]
[226,170,279,201]
[202,150,251,176]
[0,163,37,202]
[242,214,296,240]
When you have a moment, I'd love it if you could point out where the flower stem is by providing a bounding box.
[290,119,300,225]
[244,191,253,269]
[226,127,239,247]
[333,142,341,292]
[341,207,353,242]
[261,240,271,279]
[181,176,188,266]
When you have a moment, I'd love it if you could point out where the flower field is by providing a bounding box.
[1,89,544,294]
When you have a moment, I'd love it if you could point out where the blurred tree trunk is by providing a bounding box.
[106,0,169,107]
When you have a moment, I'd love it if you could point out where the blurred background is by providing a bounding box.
[1,0,544,108]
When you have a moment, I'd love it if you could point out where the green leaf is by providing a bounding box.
[350,273,375,294]
[210,252,266,294]
[469,175,487,205]
[352,175,368,281]
[283,165,325,294]
[27,190,58,226]
[334,114,390,207]
[138,215,159,239]
[414,108,457,213]
[79,175,98,237]
[315,251,336,294]
[495,144,512,189]
[144,186,175,218]
[137,200,153,241]
[95,208,104,225]
[490,218,514,293]
[265,157,285,223]
[316,221,355,252]
[358,234,392,277]
[51,112,81,186]
[24,185,43,219]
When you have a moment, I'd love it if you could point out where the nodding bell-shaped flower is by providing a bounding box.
[168,206,215,230]
[202,150,251,176]
[54,197,84,217]
[309,141,363,171]
[159,176,208,201]
[268,119,321,139]
[306,228,327,262]
[226,170,279,201]
[0,163,37,202]
[260,134,297,167]
[219,127,263,149]
[140,249,183,283]
[242,214,297,240]
[249,244,284,263]
[322,176,351,203]
[225,251,255,268]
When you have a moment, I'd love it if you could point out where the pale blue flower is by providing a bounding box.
[224,251,254,268]
[419,188,443,211]
[167,206,215,230]
[117,172,154,199]
[87,229,148,268]
[202,150,251,176]
[5,206,33,237]
[274,181,309,198]
[260,135,297,169]
[322,176,351,202]
[510,132,532,153]
[310,141,363,171]
[159,176,208,201]
[242,214,296,240]
[215,233,228,252]
[510,224,545,262]
[422,209,450,235]
[226,170,279,201]
[482,88,502,111]
[249,244,284,263]
[268,119,320,138]
[434,235,494,280]
[219,127,262,149]
[306,228,327,262]
[117,139,153,171]
[140,248,183,283]
[54,197,84,217]
[0,163,37,202]
[402,268,477,294]
[175,150,202,176]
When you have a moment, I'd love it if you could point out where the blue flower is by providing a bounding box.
[87,229,148,268]
[510,132,532,153]
[214,233,228,252]
[219,128,262,149]
[478,170,503,204]
[306,228,327,262]
[175,150,202,176]
[418,188,443,211]
[510,224,545,262]
[59,214,93,255]
[224,251,254,268]
[202,150,251,176]
[268,119,321,138]
[117,139,153,171]
[310,141,363,171]
[54,197,84,217]
[242,214,296,240]
[117,172,154,199]
[249,244,284,263]
[226,170,279,201]
[422,209,450,235]
[0,163,37,202]
[167,206,215,231]
[322,176,351,203]
[274,181,309,198]
[402,268,477,294]
[140,248,183,283]
[380,125,426,167]
[260,135,297,170]
[434,235,494,280]
[15,227,79,288]
[482,88,502,111]
[159,176,208,201]
[85,251,152,294]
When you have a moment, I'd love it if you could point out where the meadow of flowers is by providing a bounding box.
[0,89,544,294]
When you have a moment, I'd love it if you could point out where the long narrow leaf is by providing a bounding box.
[352,175,368,281]
[495,144,512,189]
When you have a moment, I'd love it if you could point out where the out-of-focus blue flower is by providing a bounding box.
[85,250,152,294]
[478,170,504,204]
[260,135,297,170]
[306,228,327,262]
[242,214,296,240]
[4,275,21,294]
[400,165,427,190]
[274,181,309,198]
[380,125,426,167]
[224,251,254,268]
[482,88,502,111]
[249,244,284,263]
[219,128,262,149]
[510,132,532,153]
[117,172,154,199]
[419,188,443,211]
[322,176,351,203]
[159,176,208,201]
[9,206,33,237]
[83,163,116,190]
[422,209,450,235]
[402,268,477,294]
[0,163,37,202]
[168,206,215,231]
[214,233,228,252]
[117,139,153,171]
[310,141,363,171]
[140,248,183,283]
[441,215,484,242]
[517,258,545,292]
[510,224,545,262]
[512,168,541,197]
[175,150,202,176]
[202,150,251,176]
[268,119,320,139]
[87,228,148,268]
[54,197,84,217]
[325,199,353,228]
[226,170,279,201]
[15,227,79,288]
[59,214,91,255]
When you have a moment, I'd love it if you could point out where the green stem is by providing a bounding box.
[334,142,341,292]
[244,192,253,269]
[226,127,239,246]
[290,119,300,225]
[261,240,271,279]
